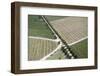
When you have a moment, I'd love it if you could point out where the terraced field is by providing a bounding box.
[46,16,88,44]
[28,38,58,60]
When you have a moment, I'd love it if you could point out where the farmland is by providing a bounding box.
[45,16,66,21]
[28,38,58,60]
[46,49,66,60]
[28,15,55,39]
[45,16,88,58]
[70,39,88,58]
[46,16,88,44]
[28,15,88,60]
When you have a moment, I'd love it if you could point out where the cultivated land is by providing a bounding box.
[28,15,55,39]
[70,39,88,58]
[45,16,88,58]
[47,16,88,44]
[45,16,66,21]
[28,38,58,60]
[28,15,88,60]
[28,15,58,60]
[46,49,66,60]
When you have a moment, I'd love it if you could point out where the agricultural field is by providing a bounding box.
[46,16,88,44]
[45,16,88,58]
[46,49,66,60]
[45,16,66,21]
[28,38,58,60]
[28,15,88,60]
[28,15,55,39]
[70,39,88,58]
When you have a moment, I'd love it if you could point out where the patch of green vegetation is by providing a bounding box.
[70,39,88,58]
[46,50,66,60]
[45,16,67,21]
[28,15,55,39]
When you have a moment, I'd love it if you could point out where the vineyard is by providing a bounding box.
[28,38,58,60]
[45,16,88,58]
[48,16,88,44]
[28,15,88,60]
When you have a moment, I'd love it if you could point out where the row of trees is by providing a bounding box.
[61,45,77,59]
[42,16,77,59]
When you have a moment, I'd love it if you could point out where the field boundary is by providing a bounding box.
[29,36,59,42]
[69,36,88,46]
[40,43,62,60]
[41,16,77,59]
